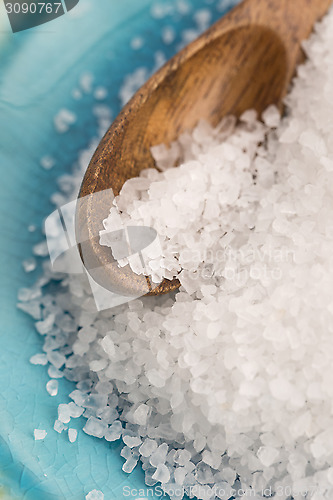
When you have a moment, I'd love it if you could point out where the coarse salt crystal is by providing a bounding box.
[34,429,47,440]
[54,109,76,134]
[46,379,58,396]
[22,6,333,499]
[68,428,78,443]
[40,156,55,170]
[30,353,48,365]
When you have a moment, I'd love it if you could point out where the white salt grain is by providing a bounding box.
[18,287,41,302]
[35,314,55,335]
[269,377,294,401]
[89,359,108,372]
[22,258,37,273]
[177,0,191,15]
[130,36,144,50]
[46,379,58,397]
[123,435,142,448]
[150,3,174,18]
[54,109,76,134]
[119,67,148,106]
[34,429,47,440]
[47,351,65,369]
[146,369,166,388]
[68,402,84,418]
[193,9,212,31]
[202,450,222,469]
[152,464,170,483]
[80,72,94,93]
[83,417,107,438]
[40,156,55,170]
[72,88,82,100]
[150,443,168,467]
[30,353,48,366]
[139,438,158,458]
[85,490,104,500]
[48,366,64,379]
[206,322,220,339]
[257,446,280,468]
[162,26,176,45]
[33,241,48,257]
[54,419,67,434]
[262,104,280,128]
[94,87,108,100]
[133,404,150,425]
[122,456,138,473]
[99,335,115,357]
[174,449,191,466]
[58,404,71,424]
[68,428,78,443]
[104,421,122,442]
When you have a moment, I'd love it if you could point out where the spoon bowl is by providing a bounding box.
[77,0,332,298]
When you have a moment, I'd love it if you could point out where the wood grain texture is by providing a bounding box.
[77,0,332,298]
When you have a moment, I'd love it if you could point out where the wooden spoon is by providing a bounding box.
[77,0,332,298]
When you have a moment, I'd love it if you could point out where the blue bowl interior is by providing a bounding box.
[0,0,238,498]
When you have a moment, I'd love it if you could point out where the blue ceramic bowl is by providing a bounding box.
[0,1,238,498]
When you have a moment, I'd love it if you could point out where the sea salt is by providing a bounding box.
[119,67,148,106]
[262,104,280,128]
[133,404,150,425]
[257,446,280,468]
[34,429,47,440]
[85,490,104,500]
[40,155,55,170]
[104,421,122,442]
[123,435,142,448]
[54,419,67,434]
[94,87,108,101]
[68,402,84,418]
[150,3,174,19]
[152,463,171,483]
[80,72,94,94]
[58,404,71,424]
[35,314,55,335]
[72,88,82,100]
[54,108,76,134]
[47,350,65,368]
[122,456,139,473]
[20,4,333,500]
[150,443,168,467]
[30,353,48,365]
[46,380,58,397]
[22,257,37,273]
[99,335,115,357]
[83,417,107,438]
[68,428,78,443]
[33,241,48,257]
[177,0,191,15]
[162,26,176,45]
[193,9,212,31]
[139,438,158,458]
[48,366,64,379]
[130,36,144,50]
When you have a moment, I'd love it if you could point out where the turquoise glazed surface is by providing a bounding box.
[0,0,238,498]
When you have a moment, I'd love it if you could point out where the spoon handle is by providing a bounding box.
[211,0,332,82]
[250,0,332,72]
